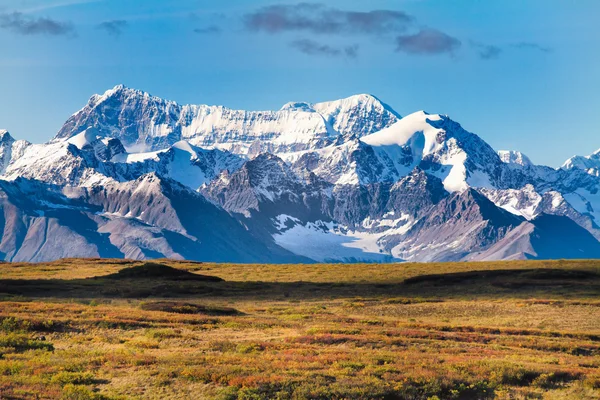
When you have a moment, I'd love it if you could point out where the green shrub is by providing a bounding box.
[61,384,109,400]
[0,317,31,332]
[145,328,181,339]
[209,340,237,352]
[492,365,541,386]
[51,371,97,386]
[532,371,582,389]
[236,343,265,354]
[0,360,23,376]
[0,333,54,352]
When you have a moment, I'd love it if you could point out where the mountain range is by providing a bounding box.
[1,85,599,263]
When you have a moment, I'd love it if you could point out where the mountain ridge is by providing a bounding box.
[0,85,599,263]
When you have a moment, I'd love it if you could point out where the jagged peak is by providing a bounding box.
[498,150,533,166]
[313,93,401,117]
[136,171,164,182]
[88,85,177,109]
[127,172,202,202]
[132,172,171,192]
[562,147,600,172]
[247,152,287,167]
[0,130,14,143]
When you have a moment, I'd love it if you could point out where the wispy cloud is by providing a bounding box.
[470,42,502,60]
[97,20,127,37]
[345,44,359,59]
[396,29,461,55]
[465,41,552,61]
[208,5,554,63]
[512,42,552,53]
[241,3,463,59]
[0,12,75,36]
[194,25,221,35]
[243,3,413,35]
[291,39,358,58]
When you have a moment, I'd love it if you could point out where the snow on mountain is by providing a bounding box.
[0,130,31,174]
[55,86,400,156]
[272,216,398,263]
[67,127,100,149]
[110,140,244,190]
[563,148,600,177]
[282,138,400,186]
[479,185,542,220]
[361,111,473,191]
[498,150,533,166]
[4,130,243,190]
[1,86,600,262]
[203,153,323,217]
[310,94,401,137]
[283,111,503,191]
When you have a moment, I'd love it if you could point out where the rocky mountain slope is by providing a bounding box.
[1,85,599,262]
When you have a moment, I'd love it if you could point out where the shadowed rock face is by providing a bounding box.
[1,87,600,262]
[385,189,525,262]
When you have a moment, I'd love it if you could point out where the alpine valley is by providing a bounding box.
[1,85,599,263]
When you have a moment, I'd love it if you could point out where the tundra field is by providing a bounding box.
[0,259,599,400]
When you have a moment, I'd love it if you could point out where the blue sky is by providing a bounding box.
[0,0,598,166]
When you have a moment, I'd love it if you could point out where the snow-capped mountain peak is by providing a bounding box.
[280,102,314,112]
[562,148,600,177]
[498,150,533,166]
[0,130,31,175]
[360,111,502,192]
[88,84,173,108]
[311,93,401,136]
[55,86,401,156]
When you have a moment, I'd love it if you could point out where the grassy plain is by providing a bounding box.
[0,258,598,399]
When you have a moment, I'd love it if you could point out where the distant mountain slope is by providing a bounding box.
[474,214,600,260]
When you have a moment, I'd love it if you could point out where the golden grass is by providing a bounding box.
[0,259,598,399]
[1,258,598,282]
